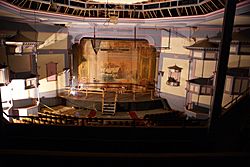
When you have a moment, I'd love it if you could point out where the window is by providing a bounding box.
[25,78,36,89]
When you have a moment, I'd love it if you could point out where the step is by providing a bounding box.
[102,112,115,115]
[103,110,115,113]
[103,105,115,108]
[103,109,115,112]
[103,107,115,110]
[103,100,116,115]
[104,103,115,106]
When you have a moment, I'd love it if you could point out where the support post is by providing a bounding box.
[208,0,237,133]
[0,89,3,131]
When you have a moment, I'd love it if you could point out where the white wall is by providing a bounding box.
[10,79,38,100]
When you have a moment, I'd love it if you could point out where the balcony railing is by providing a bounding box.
[185,102,210,119]
[186,77,214,95]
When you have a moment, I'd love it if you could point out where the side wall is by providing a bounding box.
[37,29,68,99]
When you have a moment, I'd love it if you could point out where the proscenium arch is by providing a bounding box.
[72,35,157,86]
[74,33,156,47]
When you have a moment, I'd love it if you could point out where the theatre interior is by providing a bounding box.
[0,0,250,164]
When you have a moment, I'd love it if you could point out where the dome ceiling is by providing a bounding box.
[88,0,161,4]
[90,0,148,4]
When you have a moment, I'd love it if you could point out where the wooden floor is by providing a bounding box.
[40,105,170,120]
[59,89,168,112]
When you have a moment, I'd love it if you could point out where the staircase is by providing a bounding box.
[222,88,250,115]
[102,102,116,115]
[102,91,118,115]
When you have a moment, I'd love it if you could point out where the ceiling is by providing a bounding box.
[90,0,148,4]
[0,0,250,29]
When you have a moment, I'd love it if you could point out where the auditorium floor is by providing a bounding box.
[40,105,170,119]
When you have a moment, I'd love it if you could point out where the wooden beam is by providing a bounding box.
[72,9,76,15]
[56,6,61,13]
[0,90,3,131]
[199,5,205,14]
[209,0,237,134]
[152,10,157,18]
[83,9,86,16]
[79,10,83,16]
[217,0,225,7]
[64,7,69,14]
[167,8,172,17]
[185,7,189,16]
[201,4,208,13]
[176,8,181,16]
[18,0,25,7]
[194,6,198,15]
[190,6,194,15]
[205,3,213,12]
[159,9,164,17]
[210,0,219,10]
[142,11,145,18]
[28,1,32,9]
[38,2,42,10]
[148,11,154,18]
[48,4,51,12]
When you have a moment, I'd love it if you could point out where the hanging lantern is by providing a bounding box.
[166,64,182,86]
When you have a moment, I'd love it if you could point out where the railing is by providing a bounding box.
[186,82,213,95]
[2,0,234,19]
[62,82,155,101]
[185,102,210,113]
[222,87,250,115]
[1,111,208,128]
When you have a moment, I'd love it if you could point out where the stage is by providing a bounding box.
[59,87,170,112]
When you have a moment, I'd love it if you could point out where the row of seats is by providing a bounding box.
[11,108,205,127]
[12,117,145,127]
[12,108,145,127]
[144,111,186,126]
[143,111,186,120]
[143,111,207,126]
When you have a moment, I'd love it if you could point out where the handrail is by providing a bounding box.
[63,87,154,101]
[39,102,56,112]
[222,87,250,111]
[63,82,155,100]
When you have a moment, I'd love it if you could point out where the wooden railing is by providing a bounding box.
[63,82,155,101]
[222,87,250,115]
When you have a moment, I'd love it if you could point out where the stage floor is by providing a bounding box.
[59,90,159,102]
[59,91,169,112]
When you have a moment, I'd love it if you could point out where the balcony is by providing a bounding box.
[224,68,250,95]
[186,77,214,95]
[185,102,209,120]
